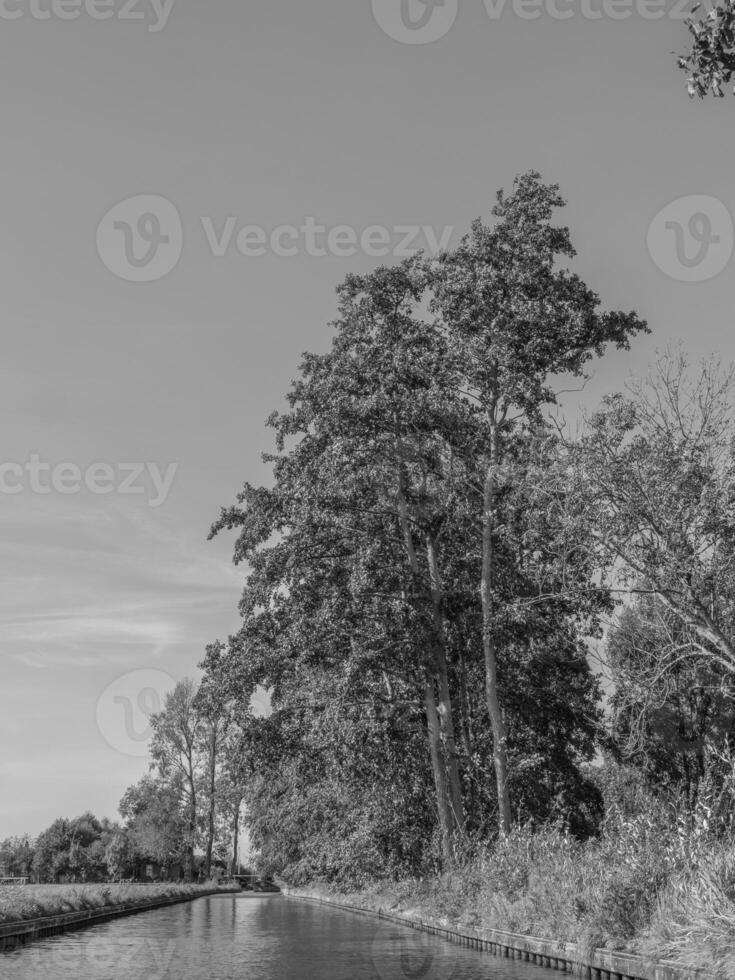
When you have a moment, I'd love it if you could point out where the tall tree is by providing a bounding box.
[196,645,237,878]
[149,678,203,880]
[429,171,645,832]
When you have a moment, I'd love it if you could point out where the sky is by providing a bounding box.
[2,0,735,839]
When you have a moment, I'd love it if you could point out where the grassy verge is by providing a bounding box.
[294,818,735,978]
[0,881,239,925]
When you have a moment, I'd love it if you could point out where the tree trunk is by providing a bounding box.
[230,797,242,876]
[457,638,476,816]
[396,457,457,864]
[205,726,218,878]
[424,676,455,866]
[184,756,197,882]
[426,533,465,836]
[481,427,512,835]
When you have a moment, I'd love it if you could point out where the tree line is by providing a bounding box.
[1,814,145,883]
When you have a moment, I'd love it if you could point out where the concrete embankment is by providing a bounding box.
[283,889,714,980]
[0,887,234,951]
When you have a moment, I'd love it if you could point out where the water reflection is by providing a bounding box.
[1,894,562,980]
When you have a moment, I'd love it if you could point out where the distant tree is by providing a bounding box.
[149,679,203,880]
[33,819,75,883]
[0,835,34,878]
[216,784,245,876]
[198,645,254,876]
[68,812,104,849]
[104,831,133,881]
[119,776,188,876]
[31,813,112,883]
[195,651,236,879]
[66,840,91,882]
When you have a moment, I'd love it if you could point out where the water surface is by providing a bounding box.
[2,893,562,980]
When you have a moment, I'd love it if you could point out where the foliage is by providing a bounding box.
[246,705,437,887]
[607,595,735,802]
[575,351,735,680]
[678,1,735,98]
[31,814,121,884]
[0,836,34,877]
[119,776,189,872]
[103,831,133,881]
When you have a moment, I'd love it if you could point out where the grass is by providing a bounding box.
[292,807,735,978]
[0,881,239,925]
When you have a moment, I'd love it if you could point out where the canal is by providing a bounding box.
[1,893,563,979]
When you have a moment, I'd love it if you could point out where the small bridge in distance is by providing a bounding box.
[232,874,279,892]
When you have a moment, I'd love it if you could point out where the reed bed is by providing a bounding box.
[305,812,735,978]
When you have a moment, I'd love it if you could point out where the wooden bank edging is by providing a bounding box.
[0,887,231,951]
[283,890,713,980]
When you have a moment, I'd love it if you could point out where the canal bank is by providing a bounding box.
[283,889,715,980]
[0,885,238,951]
